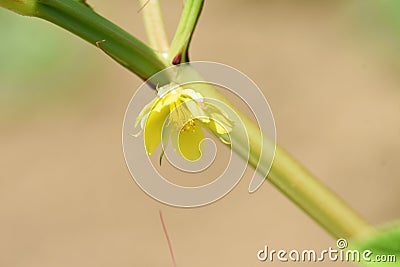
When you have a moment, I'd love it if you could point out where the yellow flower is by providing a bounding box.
[135,83,233,162]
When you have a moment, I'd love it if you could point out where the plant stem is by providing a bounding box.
[0,0,36,15]
[35,0,168,80]
[138,0,169,57]
[169,0,204,64]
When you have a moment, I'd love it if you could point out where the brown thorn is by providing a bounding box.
[137,0,151,13]
[95,39,106,49]
[159,211,177,267]
[80,0,92,9]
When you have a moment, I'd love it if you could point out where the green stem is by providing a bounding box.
[34,0,167,80]
[139,0,169,57]
[168,0,204,64]
[0,0,35,15]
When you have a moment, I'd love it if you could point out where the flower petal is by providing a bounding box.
[140,113,149,129]
[157,83,179,98]
[155,90,181,112]
[182,88,203,102]
[184,99,206,119]
[176,121,204,161]
[199,103,234,135]
[143,104,170,155]
[135,97,157,127]
[209,113,233,134]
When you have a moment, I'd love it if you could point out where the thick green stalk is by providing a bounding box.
[0,0,36,15]
[168,0,204,63]
[139,0,169,56]
[8,0,168,80]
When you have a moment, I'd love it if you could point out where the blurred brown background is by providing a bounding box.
[1,0,399,266]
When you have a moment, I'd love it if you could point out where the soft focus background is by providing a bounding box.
[1,1,399,266]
